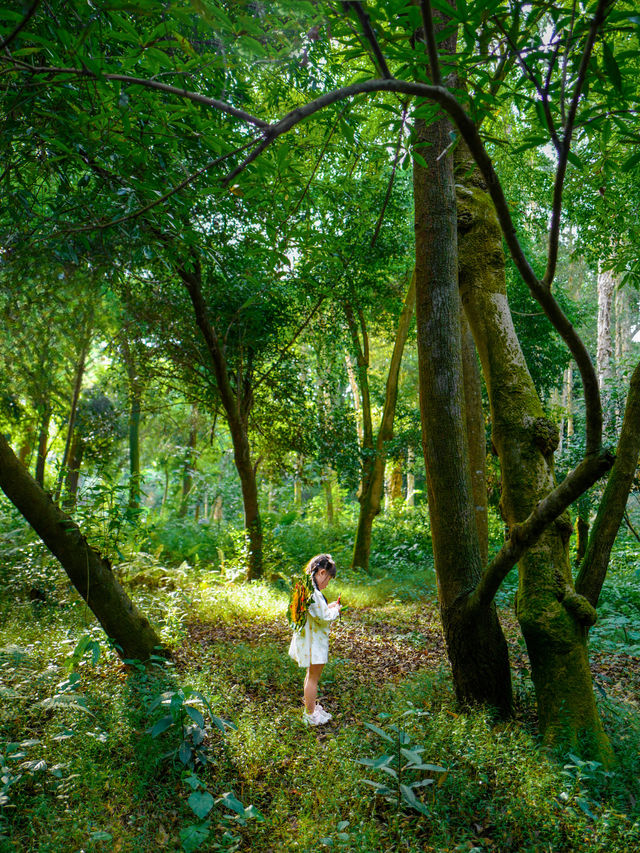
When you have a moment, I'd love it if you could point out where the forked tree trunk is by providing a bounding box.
[351,275,416,570]
[413,106,512,716]
[0,434,164,661]
[456,168,614,763]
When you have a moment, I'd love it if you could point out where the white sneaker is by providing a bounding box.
[316,703,332,722]
[303,707,327,726]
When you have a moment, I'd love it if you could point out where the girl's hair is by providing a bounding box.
[304,553,337,578]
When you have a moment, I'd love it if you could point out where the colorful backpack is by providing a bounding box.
[287,572,315,632]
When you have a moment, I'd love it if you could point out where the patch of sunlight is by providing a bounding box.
[195,578,288,623]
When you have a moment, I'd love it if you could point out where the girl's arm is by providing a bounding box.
[308,589,341,623]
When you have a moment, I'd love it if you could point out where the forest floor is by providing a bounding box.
[3,561,640,853]
[177,604,640,719]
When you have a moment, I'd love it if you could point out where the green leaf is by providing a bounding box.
[399,783,430,816]
[622,151,640,172]
[185,705,205,728]
[188,790,214,819]
[602,42,623,93]
[179,741,193,765]
[566,150,584,170]
[217,791,245,815]
[360,779,392,795]
[363,722,393,742]
[149,715,174,737]
[179,822,210,853]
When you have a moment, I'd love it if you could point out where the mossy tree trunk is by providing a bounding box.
[456,161,614,763]
[0,433,165,662]
[349,274,416,570]
[413,103,512,716]
[180,260,263,579]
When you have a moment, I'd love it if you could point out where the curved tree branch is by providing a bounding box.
[0,0,41,50]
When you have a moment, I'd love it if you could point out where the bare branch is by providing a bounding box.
[371,103,408,248]
[544,0,612,288]
[344,1,392,79]
[64,138,259,234]
[472,449,613,608]
[254,297,325,391]
[419,0,442,86]
[0,0,41,51]
[1,59,268,128]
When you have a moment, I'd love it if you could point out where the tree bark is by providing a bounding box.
[456,172,614,763]
[54,327,91,503]
[406,446,415,507]
[596,262,615,392]
[389,458,403,502]
[350,275,415,569]
[461,310,489,564]
[35,404,51,487]
[179,405,198,518]
[413,107,511,715]
[180,260,263,579]
[576,360,640,608]
[0,433,165,661]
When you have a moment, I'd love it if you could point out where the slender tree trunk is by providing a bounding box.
[406,446,415,507]
[294,454,303,508]
[345,352,364,445]
[413,104,511,715]
[54,325,92,503]
[180,261,262,579]
[576,360,640,608]
[179,406,198,518]
[0,434,165,661]
[614,285,632,365]
[35,404,51,488]
[128,384,142,512]
[575,514,589,566]
[389,459,403,502]
[350,275,416,569]
[62,431,84,510]
[322,468,334,524]
[456,167,613,762]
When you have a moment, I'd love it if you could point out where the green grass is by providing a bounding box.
[2,514,640,852]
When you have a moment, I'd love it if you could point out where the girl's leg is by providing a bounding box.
[304,663,324,714]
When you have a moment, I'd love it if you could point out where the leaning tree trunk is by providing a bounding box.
[413,103,512,716]
[456,166,614,763]
[0,434,164,661]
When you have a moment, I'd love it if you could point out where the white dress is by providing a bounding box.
[288,583,340,668]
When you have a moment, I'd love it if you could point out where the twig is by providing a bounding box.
[371,103,408,248]
[419,0,442,86]
[0,0,41,50]
[344,1,392,79]
[544,0,612,289]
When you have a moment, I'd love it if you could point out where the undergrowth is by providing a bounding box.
[1,507,640,851]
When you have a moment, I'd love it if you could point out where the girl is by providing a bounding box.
[288,553,342,725]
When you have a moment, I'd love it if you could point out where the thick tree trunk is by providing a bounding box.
[0,434,164,661]
[35,405,51,487]
[180,261,262,579]
[413,110,511,716]
[456,173,614,763]
[350,275,416,569]
[461,310,489,564]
